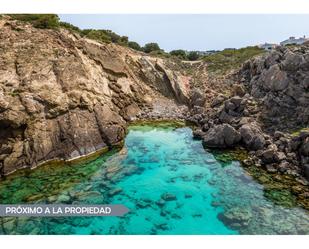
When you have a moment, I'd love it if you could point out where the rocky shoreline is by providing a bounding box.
[0,16,308,211]
[188,45,309,210]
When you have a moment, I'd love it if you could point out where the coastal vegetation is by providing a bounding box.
[203,46,265,74]
[6,14,203,60]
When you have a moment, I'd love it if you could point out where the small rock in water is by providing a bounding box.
[161,193,177,201]
[160,210,167,217]
[108,187,123,197]
[192,213,203,218]
[77,191,104,204]
[185,194,192,199]
[47,195,58,203]
[149,156,160,163]
[156,199,166,207]
[171,213,182,219]
[122,165,139,176]
[57,194,71,203]
[205,158,217,164]
[136,199,151,209]
[207,179,216,185]
[211,201,221,207]
[106,164,122,174]
[156,223,169,231]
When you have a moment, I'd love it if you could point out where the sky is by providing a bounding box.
[59,14,309,52]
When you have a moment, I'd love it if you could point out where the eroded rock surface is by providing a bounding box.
[190,45,309,184]
[0,17,191,175]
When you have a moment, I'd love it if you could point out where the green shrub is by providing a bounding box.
[128,41,142,51]
[143,43,161,53]
[187,51,200,61]
[203,46,265,74]
[9,14,60,29]
[59,21,81,34]
[81,29,112,43]
[170,49,187,59]
[149,50,170,58]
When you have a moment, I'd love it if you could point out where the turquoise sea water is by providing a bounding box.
[0,124,308,234]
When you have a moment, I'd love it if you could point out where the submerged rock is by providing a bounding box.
[108,187,123,197]
[218,207,252,228]
[75,191,104,204]
[156,199,166,207]
[161,193,177,201]
[57,194,71,203]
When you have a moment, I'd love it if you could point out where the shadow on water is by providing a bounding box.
[0,123,308,235]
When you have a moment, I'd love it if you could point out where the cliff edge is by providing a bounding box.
[0,17,191,175]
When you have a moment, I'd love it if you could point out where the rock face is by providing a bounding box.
[242,46,309,130]
[0,17,191,175]
[239,46,309,179]
[191,44,309,182]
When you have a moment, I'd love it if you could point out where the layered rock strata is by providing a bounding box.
[0,18,190,175]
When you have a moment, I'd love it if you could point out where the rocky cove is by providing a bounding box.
[0,15,309,234]
[0,123,309,235]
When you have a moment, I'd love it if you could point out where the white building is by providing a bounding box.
[280,36,308,46]
[259,43,278,51]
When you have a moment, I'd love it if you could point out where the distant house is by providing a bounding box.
[259,43,278,51]
[194,50,220,56]
[280,36,309,46]
[224,48,236,50]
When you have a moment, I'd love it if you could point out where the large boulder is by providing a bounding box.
[281,51,304,71]
[202,124,241,148]
[190,88,206,107]
[239,123,266,150]
[261,64,290,92]
[211,94,226,108]
[224,96,246,114]
[260,148,280,164]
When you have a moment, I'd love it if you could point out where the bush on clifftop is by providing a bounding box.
[7,14,144,52]
[143,43,161,53]
[170,49,187,60]
[9,14,60,29]
[187,51,200,61]
[128,41,142,51]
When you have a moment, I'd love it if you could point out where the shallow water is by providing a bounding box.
[0,124,308,235]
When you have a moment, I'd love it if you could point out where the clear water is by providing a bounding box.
[0,124,308,235]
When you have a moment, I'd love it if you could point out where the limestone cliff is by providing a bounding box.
[0,17,191,175]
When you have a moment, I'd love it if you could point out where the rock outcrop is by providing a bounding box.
[0,17,191,175]
[241,46,309,130]
[190,45,309,183]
